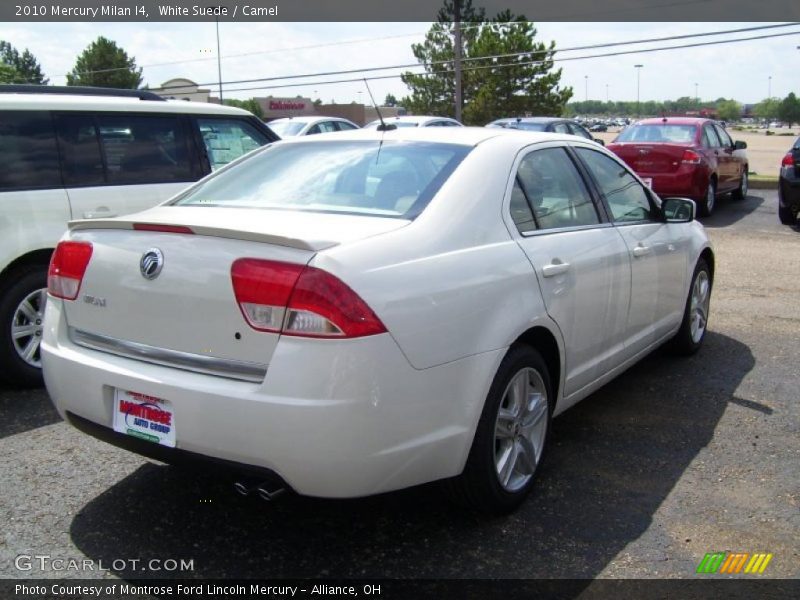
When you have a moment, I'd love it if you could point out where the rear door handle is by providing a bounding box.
[542,261,570,277]
[632,245,651,258]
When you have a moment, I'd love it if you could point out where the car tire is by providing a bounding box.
[447,345,553,514]
[731,170,748,201]
[698,179,716,217]
[778,203,797,225]
[0,267,48,388]
[669,258,712,356]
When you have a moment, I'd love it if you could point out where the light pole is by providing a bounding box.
[634,64,643,117]
[215,14,223,101]
[768,75,772,99]
[584,75,588,102]
[606,83,609,103]
[694,82,698,104]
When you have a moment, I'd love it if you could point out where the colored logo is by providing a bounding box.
[696,552,773,574]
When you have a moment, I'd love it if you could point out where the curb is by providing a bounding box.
[748,179,779,190]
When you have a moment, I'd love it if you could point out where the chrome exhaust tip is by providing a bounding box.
[256,484,286,502]
[233,481,253,496]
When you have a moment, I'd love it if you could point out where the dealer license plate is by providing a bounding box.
[112,389,176,447]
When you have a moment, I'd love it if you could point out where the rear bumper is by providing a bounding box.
[42,299,503,498]
[648,168,708,201]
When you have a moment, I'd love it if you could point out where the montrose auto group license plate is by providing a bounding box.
[112,389,176,447]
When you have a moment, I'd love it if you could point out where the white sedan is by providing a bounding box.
[42,128,713,514]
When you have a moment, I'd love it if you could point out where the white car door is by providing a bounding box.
[574,147,690,356]
[55,112,200,220]
[508,145,631,398]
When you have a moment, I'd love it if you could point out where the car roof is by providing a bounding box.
[269,116,354,124]
[634,117,708,126]
[0,93,254,116]
[367,115,461,125]
[491,117,565,124]
[271,126,585,148]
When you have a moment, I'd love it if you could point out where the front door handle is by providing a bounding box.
[632,244,651,258]
[542,261,570,277]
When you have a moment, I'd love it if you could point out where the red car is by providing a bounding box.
[607,117,748,216]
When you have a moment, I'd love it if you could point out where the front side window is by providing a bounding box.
[515,147,600,230]
[175,140,471,219]
[568,123,592,139]
[335,121,358,131]
[713,123,733,147]
[0,111,60,190]
[198,118,268,170]
[576,148,655,223]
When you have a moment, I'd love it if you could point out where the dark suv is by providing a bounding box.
[779,136,800,226]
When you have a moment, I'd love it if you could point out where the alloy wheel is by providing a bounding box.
[11,288,47,368]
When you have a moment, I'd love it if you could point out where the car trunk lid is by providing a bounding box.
[607,142,692,174]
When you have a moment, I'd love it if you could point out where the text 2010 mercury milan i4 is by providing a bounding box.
[42,128,714,514]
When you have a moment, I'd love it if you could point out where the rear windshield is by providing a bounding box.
[488,121,547,132]
[174,140,471,219]
[615,124,697,143]
[268,121,305,137]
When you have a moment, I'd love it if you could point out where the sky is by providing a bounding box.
[1,21,798,106]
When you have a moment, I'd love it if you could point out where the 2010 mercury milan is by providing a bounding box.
[42,127,714,514]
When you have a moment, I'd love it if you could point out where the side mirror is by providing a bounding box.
[593,138,605,146]
[662,197,695,222]
[734,140,747,150]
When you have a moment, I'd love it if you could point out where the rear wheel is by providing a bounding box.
[731,170,748,200]
[448,345,553,514]
[669,258,712,355]
[0,267,48,388]
[778,203,797,225]
[698,179,716,217]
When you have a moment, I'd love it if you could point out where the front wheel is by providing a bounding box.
[669,259,712,355]
[447,345,553,514]
[0,267,48,388]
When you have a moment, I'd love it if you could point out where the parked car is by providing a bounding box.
[0,85,277,387]
[606,117,748,216]
[778,136,800,226]
[589,123,608,132]
[267,116,359,137]
[486,117,604,145]
[42,127,713,513]
[362,115,463,129]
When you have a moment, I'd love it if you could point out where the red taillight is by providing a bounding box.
[681,149,702,165]
[48,241,93,300]
[133,223,194,234]
[782,152,794,167]
[230,259,386,338]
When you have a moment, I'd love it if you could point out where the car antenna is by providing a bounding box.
[364,78,395,132]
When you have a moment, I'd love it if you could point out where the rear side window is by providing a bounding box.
[97,115,191,184]
[0,111,60,190]
[198,118,268,170]
[515,147,600,230]
[56,113,193,186]
[175,140,471,219]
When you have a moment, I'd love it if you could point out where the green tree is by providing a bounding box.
[66,37,142,89]
[383,93,398,106]
[401,1,571,124]
[223,98,264,119]
[0,61,20,83]
[753,97,781,122]
[716,99,742,122]
[0,41,48,84]
[778,92,800,127]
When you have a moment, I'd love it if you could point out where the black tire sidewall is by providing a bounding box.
[0,267,48,387]
[462,345,554,513]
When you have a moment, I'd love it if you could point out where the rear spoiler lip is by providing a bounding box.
[67,218,335,252]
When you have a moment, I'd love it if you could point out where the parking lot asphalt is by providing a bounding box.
[0,190,797,581]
